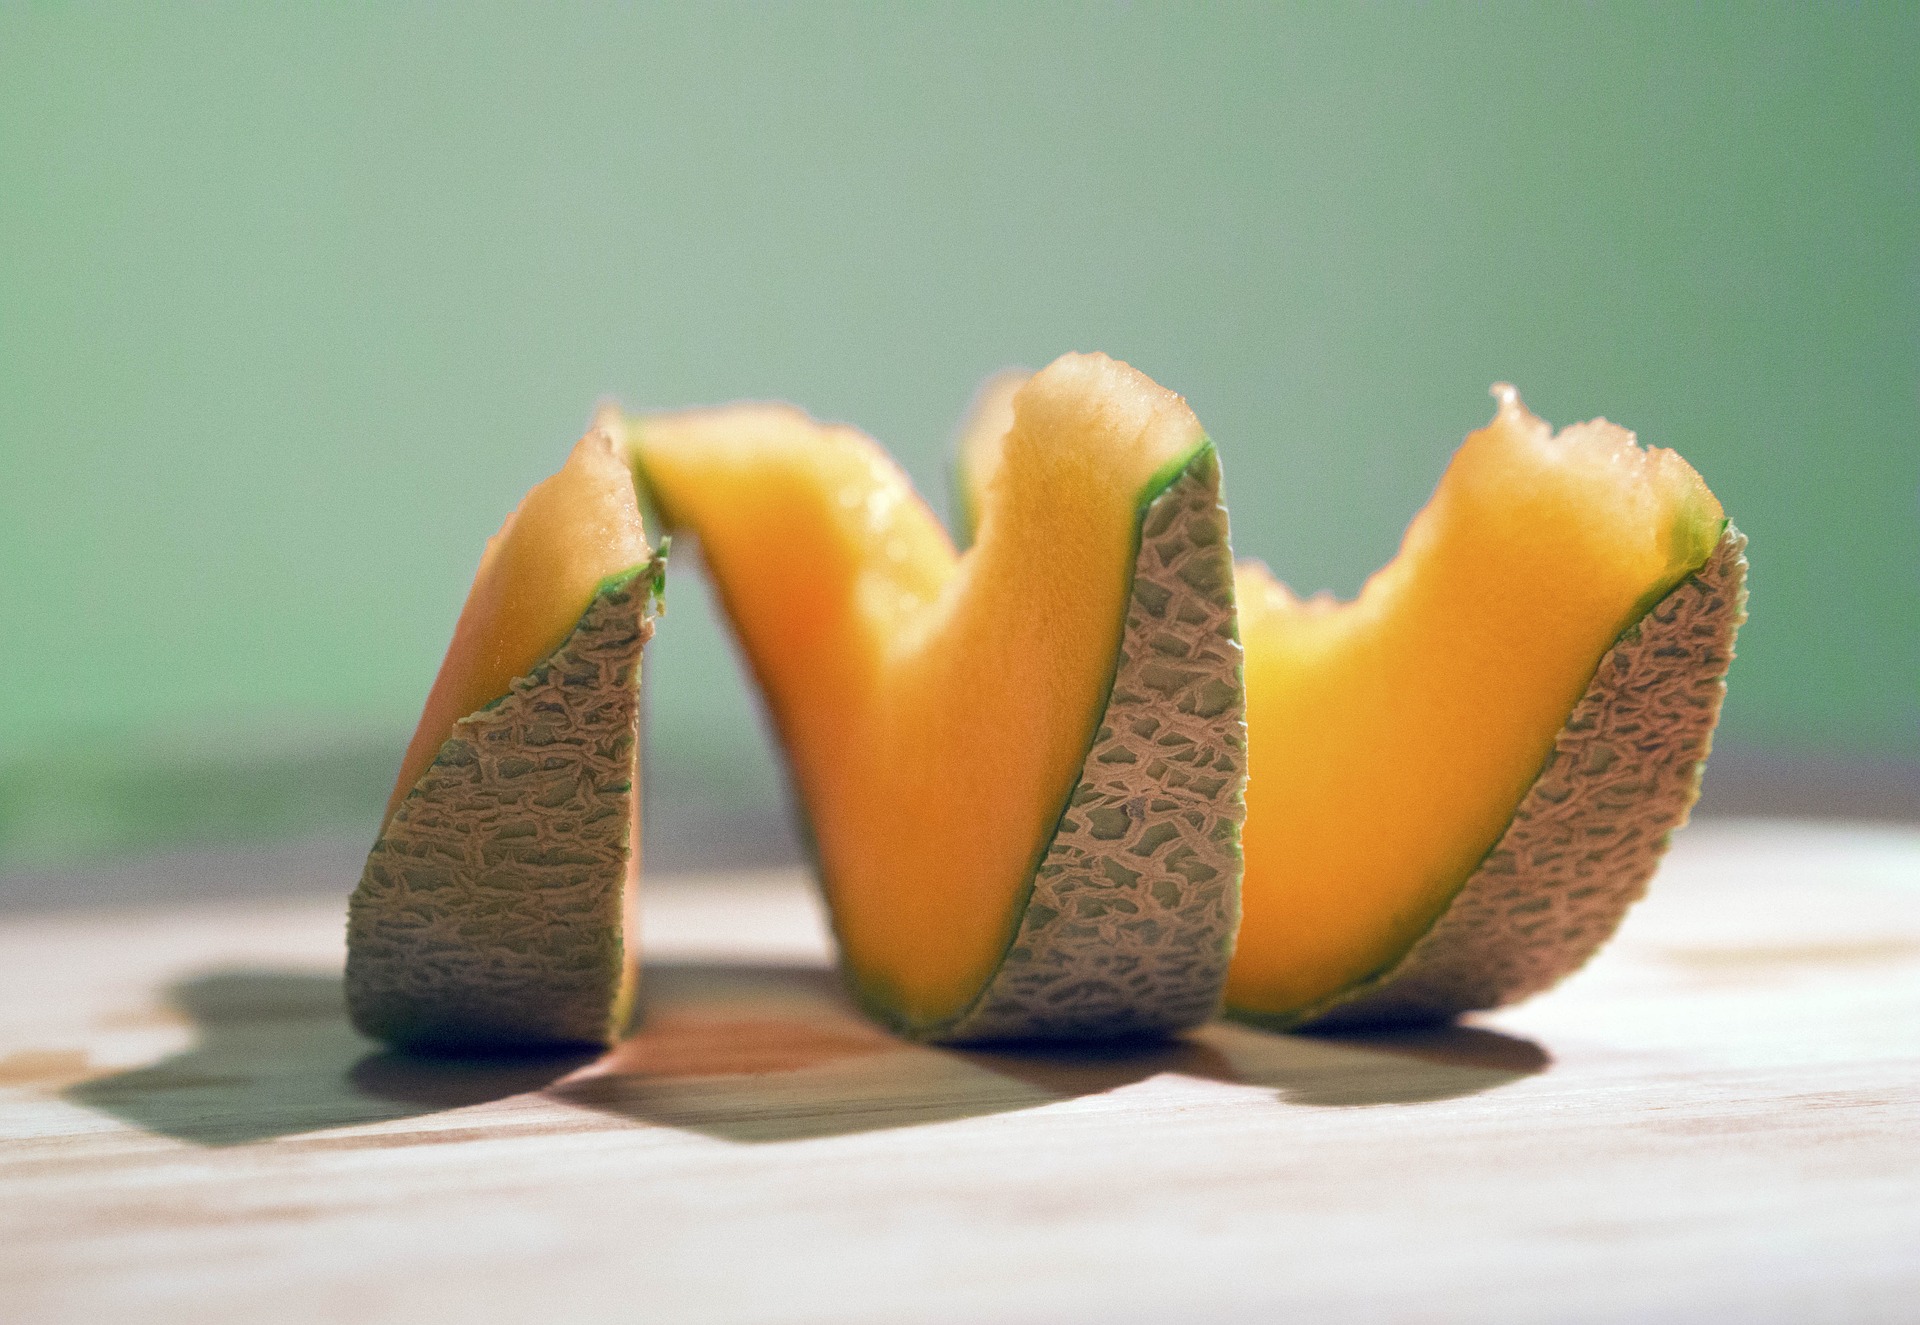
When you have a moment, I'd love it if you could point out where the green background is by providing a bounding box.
[3,4,1915,866]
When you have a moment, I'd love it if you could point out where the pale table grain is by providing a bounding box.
[1,820,1916,1324]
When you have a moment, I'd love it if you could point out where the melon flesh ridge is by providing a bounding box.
[952,368,1028,547]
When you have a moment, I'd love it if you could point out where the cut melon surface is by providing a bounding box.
[1226,386,1744,1028]
[951,367,1028,547]
[627,353,1246,1041]
[347,423,663,1051]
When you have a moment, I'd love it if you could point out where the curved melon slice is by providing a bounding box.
[1227,385,1746,1029]
[626,353,1245,1042]
[347,420,665,1052]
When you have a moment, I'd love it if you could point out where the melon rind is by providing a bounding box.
[347,557,665,1052]
[1241,526,1748,1032]
[908,443,1247,1043]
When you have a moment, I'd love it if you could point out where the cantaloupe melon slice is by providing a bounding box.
[347,420,665,1051]
[955,378,1745,1029]
[624,353,1246,1042]
[1227,385,1746,1028]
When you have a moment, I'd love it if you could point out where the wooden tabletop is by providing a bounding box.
[2,820,1917,1323]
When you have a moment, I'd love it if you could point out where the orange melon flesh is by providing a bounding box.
[1226,385,1725,1018]
[631,354,1208,1028]
[385,424,653,826]
[951,368,1029,546]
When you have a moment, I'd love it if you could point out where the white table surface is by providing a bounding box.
[2,819,1917,1324]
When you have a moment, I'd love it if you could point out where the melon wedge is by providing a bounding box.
[347,420,665,1051]
[1227,385,1746,1028]
[624,353,1246,1042]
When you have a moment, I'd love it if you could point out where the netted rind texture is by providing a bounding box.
[1288,527,1748,1031]
[347,568,658,1051]
[934,447,1246,1043]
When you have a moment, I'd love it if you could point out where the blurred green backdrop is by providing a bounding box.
[3,4,1915,867]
